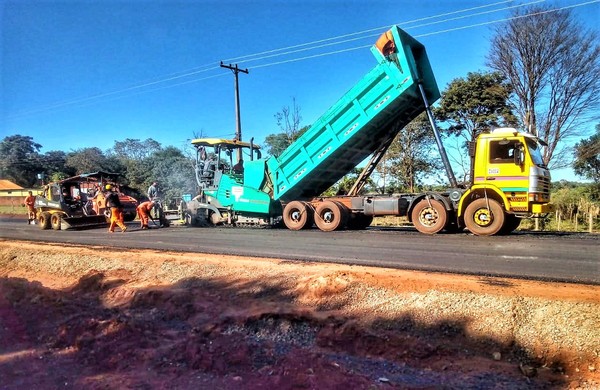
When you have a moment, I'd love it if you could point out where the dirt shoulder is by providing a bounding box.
[1,240,598,389]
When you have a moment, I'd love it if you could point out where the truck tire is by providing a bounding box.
[184,212,196,226]
[38,211,51,230]
[464,198,505,236]
[50,213,62,230]
[159,217,170,228]
[347,214,373,230]
[332,201,350,228]
[283,201,313,230]
[123,212,136,222]
[499,214,521,235]
[411,199,447,234]
[314,201,347,232]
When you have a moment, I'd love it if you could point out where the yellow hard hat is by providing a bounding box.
[105,184,112,190]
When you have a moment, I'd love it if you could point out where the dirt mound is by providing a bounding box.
[0,241,598,389]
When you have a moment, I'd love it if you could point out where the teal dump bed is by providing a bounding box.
[266,26,440,202]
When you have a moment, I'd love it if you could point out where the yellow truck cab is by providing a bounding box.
[457,127,553,235]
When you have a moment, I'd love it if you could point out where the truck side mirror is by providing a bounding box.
[514,144,524,166]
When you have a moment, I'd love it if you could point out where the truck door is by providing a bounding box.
[486,139,529,194]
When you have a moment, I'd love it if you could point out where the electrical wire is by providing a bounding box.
[250,0,598,70]
[5,0,597,120]
[5,0,544,119]
[223,0,519,64]
[235,0,548,67]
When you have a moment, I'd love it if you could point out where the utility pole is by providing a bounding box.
[220,61,248,164]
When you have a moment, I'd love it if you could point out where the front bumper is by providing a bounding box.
[532,203,554,213]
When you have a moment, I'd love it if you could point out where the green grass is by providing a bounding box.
[371,216,411,227]
[0,205,26,215]
[372,214,598,233]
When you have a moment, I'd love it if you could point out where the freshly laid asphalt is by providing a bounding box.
[1,215,598,285]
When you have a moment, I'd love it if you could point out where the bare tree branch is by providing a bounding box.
[487,5,600,167]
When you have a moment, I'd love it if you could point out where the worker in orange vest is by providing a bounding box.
[105,184,127,233]
[24,191,37,224]
[137,200,155,229]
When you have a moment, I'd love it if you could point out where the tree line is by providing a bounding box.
[0,136,197,204]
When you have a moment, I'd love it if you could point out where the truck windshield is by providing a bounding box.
[526,139,545,167]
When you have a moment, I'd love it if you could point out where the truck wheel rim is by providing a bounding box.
[473,208,493,227]
[291,210,302,222]
[418,206,438,227]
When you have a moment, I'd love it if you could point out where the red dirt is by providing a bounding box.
[0,240,598,389]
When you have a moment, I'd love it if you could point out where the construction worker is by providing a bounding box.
[147,181,160,219]
[147,181,159,201]
[136,200,155,229]
[105,184,127,233]
[24,191,36,224]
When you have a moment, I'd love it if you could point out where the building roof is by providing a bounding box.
[0,179,24,190]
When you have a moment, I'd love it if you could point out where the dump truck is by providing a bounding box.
[35,172,138,230]
[184,25,552,236]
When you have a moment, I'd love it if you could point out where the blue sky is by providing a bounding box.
[1,0,598,181]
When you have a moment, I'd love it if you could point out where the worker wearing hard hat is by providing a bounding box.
[136,200,155,229]
[105,184,127,233]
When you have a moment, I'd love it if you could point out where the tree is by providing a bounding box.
[487,5,600,168]
[111,138,161,161]
[321,168,375,196]
[110,138,163,191]
[573,124,600,194]
[264,133,292,157]
[264,98,308,156]
[380,114,443,192]
[148,146,196,203]
[41,150,74,182]
[65,147,124,175]
[0,135,42,187]
[123,158,154,193]
[435,71,517,143]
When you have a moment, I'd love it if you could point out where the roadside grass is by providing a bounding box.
[0,205,25,216]
[373,214,598,233]
[520,217,599,234]
[371,216,411,227]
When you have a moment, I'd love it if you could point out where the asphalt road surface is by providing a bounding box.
[1,216,598,285]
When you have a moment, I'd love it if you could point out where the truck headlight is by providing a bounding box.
[529,193,541,202]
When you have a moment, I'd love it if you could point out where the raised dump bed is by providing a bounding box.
[267,26,440,202]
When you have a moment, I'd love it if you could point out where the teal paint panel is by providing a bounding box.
[214,174,275,215]
[242,159,267,190]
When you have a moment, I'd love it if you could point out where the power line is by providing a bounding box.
[6,0,597,120]
[8,66,223,119]
[223,0,519,64]
[5,1,539,119]
[49,73,228,113]
[253,1,597,70]
[414,0,600,38]
[236,0,548,67]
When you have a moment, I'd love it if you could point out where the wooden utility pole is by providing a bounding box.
[220,62,248,163]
